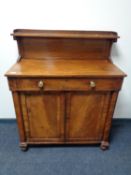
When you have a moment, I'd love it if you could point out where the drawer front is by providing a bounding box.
[8,78,123,91]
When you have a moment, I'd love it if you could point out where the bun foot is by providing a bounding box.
[19,143,28,151]
[100,141,109,150]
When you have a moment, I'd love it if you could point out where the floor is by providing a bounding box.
[0,119,131,175]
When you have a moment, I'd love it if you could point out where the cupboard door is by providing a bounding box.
[66,92,110,142]
[21,92,65,142]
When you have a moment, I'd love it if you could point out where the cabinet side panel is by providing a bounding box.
[102,91,118,142]
[12,92,26,145]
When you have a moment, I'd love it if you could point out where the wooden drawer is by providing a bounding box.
[8,78,123,91]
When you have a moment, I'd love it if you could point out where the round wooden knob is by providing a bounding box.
[89,81,96,88]
[38,81,44,88]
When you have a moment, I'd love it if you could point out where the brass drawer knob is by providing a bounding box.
[89,81,96,88]
[38,81,44,88]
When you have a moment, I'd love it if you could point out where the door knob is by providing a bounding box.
[38,81,44,88]
[89,81,96,88]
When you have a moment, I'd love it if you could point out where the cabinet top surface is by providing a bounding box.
[12,29,118,40]
[5,59,126,78]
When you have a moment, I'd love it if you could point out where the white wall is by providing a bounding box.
[0,0,131,118]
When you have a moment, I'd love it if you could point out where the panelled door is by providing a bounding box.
[65,92,110,142]
[21,92,65,142]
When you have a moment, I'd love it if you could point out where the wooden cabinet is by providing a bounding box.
[5,29,126,150]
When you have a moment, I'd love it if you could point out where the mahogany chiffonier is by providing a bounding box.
[5,29,126,151]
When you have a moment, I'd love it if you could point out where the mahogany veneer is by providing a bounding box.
[5,29,126,151]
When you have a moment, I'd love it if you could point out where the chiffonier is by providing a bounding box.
[5,29,126,151]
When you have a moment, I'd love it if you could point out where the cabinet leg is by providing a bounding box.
[19,142,28,151]
[100,141,109,150]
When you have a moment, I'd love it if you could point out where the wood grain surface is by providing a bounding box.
[5,59,126,78]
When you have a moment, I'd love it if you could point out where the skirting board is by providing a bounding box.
[0,118,130,124]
